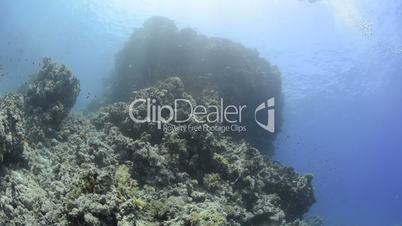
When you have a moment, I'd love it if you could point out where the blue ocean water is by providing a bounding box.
[1,1,401,225]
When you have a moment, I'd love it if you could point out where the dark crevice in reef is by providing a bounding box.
[0,17,321,226]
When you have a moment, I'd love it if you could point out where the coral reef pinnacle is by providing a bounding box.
[105,17,283,154]
[0,17,320,226]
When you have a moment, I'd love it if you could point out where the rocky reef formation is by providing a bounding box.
[24,58,80,128]
[0,94,25,165]
[0,58,79,165]
[104,17,283,154]
[0,58,318,225]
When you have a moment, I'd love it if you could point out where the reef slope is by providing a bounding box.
[0,59,316,226]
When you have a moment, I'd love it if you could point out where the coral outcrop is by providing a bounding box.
[1,58,79,165]
[104,17,282,154]
[0,62,317,225]
[24,58,80,127]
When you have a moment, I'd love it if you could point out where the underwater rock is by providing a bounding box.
[0,94,25,165]
[1,58,80,165]
[0,71,316,225]
[24,58,80,127]
[104,16,282,154]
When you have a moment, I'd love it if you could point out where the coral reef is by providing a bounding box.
[24,58,80,128]
[0,94,25,165]
[1,57,79,165]
[104,17,283,154]
[0,63,317,225]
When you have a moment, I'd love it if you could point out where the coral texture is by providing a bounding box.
[0,94,25,164]
[24,58,80,128]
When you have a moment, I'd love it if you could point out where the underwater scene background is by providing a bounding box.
[1,0,402,225]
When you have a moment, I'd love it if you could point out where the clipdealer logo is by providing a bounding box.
[128,98,275,133]
[254,97,275,133]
